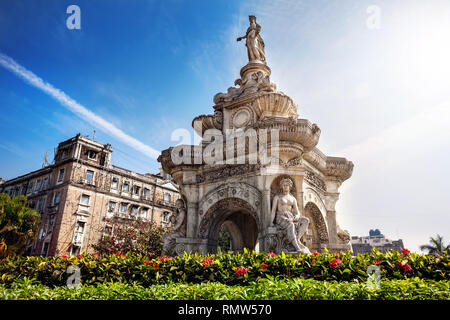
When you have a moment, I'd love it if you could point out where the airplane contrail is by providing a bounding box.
[0,52,160,160]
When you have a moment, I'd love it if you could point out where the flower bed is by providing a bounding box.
[1,249,448,288]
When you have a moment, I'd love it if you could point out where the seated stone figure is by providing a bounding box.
[270,178,310,254]
[161,199,186,256]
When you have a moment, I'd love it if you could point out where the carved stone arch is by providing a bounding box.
[197,197,260,253]
[303,187,327,220]
[198,182,262,218]
[304,202,329,247]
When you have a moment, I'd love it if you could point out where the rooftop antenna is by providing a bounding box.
[42,150,49,168]
[93,130,96,141]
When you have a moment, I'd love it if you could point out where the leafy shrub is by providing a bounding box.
[91,218,165,259]
[0,277,448,300]
[0,249,448,288]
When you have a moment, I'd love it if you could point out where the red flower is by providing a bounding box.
[158,256,169,262]
[235,266,249,277]
[61,255,68,259]
[152,262,160,268]
[77,254,83,259]
[261,263,269,270]
[312,251,319,256]
[397,261,412,272]
[202,257,214,267]
[268,252,276,257]
[373,260,382,265]
[144,260,150,264]
[329,258,343,269]
[401,248,411,255]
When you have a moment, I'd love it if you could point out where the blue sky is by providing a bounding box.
[1,0,450,252]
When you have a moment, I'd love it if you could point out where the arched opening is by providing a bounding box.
[198,198,260,253]
[303,202,329,251]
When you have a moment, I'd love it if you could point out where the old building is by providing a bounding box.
[0,134,180,256]
[351,230,404,255]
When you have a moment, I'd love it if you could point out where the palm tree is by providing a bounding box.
[420,234,450,255]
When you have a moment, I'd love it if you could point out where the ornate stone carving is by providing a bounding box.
[213,70,276,105]
[270,177,310,254]
[198,182,262,221]
[337,222,350,244]
[305,171,326,191]
[195,164,260,184]
[161,199,187,256]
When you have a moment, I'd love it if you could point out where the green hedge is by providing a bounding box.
[1,277,449,300]
[1,249,449,287]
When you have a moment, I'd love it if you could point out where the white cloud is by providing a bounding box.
[0,52,160,160]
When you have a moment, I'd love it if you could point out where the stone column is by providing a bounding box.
[324,192,340,245]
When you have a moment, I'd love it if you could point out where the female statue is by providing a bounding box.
[237,15,266,63]
[161,198,186,256]
[271,178,310,253]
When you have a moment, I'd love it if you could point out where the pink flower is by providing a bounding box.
[329,258,343,269]
[268,252,276,258]
[261,263,269,270]
[236,266,249,277]
[402,248,411,255]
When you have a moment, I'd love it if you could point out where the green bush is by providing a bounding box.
[0,249,448,288]
[0,277,448,300]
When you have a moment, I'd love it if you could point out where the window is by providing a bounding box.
[42,242,50,256]
[133,185,140,195]
[108,201,116,212]
[73,221,86,244]
[58,168,65,182]
[80,194,90,205]
[122,182,130,193]
[62,149,69,159]
[87,150,97,160]
[35,179,42,191]
[140,208,148,219]
[54,191,61,205]
[111,178,119,190]
[27,181,34,194]
[143,188,150,199]
[42,177,49,190]
[162,211,171,223]
[37,199,44,211]
[119,202,128,213]
[85,170,94,183]
[130,205,139,217]
[164,192,171,202]
[21,185,27,195]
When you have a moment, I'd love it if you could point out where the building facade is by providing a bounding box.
[0,134,180,257]
[351,230,404,255]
